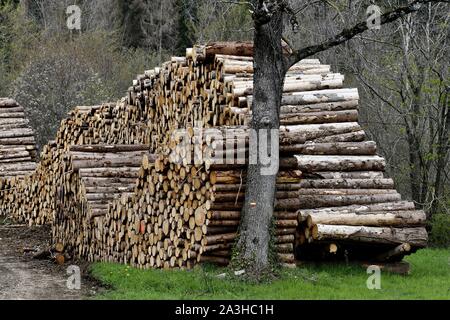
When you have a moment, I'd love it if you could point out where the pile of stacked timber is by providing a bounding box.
[124,42,427,264]
[58,103,151,147]
[52,144,153,260]
[0,98,37,180]
[127,42,342,133]
[0,42,427,267]
[0,98,38,218]
[0,102,151,224]
[52,139,300,268]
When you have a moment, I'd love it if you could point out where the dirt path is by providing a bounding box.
[0,223,98,300]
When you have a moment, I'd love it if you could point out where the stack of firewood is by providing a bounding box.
[124,41,427,263]
[0,42,428,267]
[50,140,300,268]
[0,101,151,224]
[52,145,153,260]
[0,98,38,219]
[0,98,37,179]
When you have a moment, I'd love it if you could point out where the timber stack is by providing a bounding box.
[52,139,301,268]
[52,144,153,263]
[0,98,38,218]
[0,98,37,179]
[0,101,151,224]
[0,41,427,267]
[126,41,427,263]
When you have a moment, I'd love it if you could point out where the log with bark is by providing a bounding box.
[311,224,428,248]
[0,99,38,218]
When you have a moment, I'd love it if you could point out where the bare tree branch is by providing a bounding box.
[290,0,450,66]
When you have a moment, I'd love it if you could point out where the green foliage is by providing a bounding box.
[430,214,450,248]
[118,0,147,48]
[0,1,181,150]
[176,0,197,54]
[90,249,450,300]
[0,3,40,95]
[191,0,252,42]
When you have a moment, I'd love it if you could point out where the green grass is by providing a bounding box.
[89,248,450,300]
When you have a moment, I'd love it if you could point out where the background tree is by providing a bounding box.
[191,0,252,42]
[347,4,449,216]
[1,1,159,149]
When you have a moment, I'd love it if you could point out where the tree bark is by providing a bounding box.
[234,5,287,276]
[430,90,449,217]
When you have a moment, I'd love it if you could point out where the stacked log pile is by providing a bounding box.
[0,98,37,179]
[0,98,38,218]
[50,138,301,268]
[200,135,303,267]
[0,42,427,267]
[0,102,151,224]
[52,145,153,261]
[125,43,427,264]
[279,109,428,261]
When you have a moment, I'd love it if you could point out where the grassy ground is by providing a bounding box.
[89,248,450,300]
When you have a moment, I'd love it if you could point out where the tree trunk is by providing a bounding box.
[234,7,287,276]
[430,92,449,217]
[405,122,422,206]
